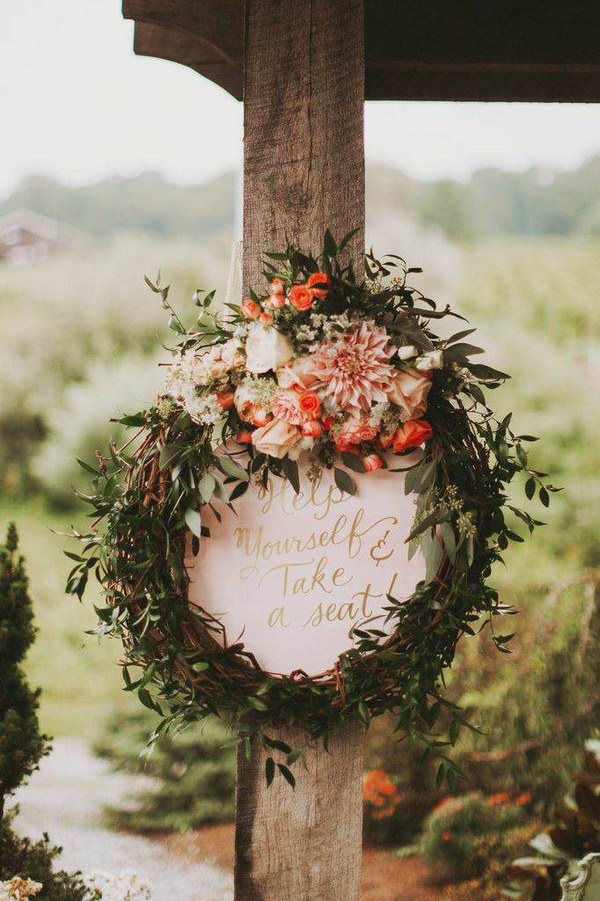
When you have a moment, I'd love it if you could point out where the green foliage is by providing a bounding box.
[0,811,94,901]
[449,572,600,811]
[32,356,162,508]
[505,741,600,901]
[93,708,235,832]
[0,525,48,804]
[421,792,526,882]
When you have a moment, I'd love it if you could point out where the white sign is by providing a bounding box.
[187,460,425,675]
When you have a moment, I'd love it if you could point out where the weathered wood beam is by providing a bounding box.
[132,22,242,98]
[242,0,365,291]
[237,2,365,899]
[125,0,600,103]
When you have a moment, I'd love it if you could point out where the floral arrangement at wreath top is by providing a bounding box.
[163,245,439,477]
[66,232,558,788]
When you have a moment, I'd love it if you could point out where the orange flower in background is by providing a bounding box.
[363,769,403,820]
[441,830,453,842]
[515,792,532,806]
[390,418,433,453]
[241,298,261,319]
[486,791,510,807]
[289,284,314,312]
[306,271,331,298]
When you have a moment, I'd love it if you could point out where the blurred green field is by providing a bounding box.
[0,234,598,740]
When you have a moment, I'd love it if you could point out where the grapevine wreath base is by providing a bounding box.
[68,234,554,783]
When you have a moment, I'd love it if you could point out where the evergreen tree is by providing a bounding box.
[0,524,48,834]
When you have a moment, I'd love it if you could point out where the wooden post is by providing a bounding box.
[237,2,365,899]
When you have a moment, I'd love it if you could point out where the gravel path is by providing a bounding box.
[13,738,233,901]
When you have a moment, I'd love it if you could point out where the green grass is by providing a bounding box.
[0,498,132,738]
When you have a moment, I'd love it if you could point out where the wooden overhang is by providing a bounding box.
[123,0,600,103]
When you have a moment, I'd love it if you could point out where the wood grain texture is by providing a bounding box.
[242,0,365,292]
[237,3,365,899]
[235,722,365,901]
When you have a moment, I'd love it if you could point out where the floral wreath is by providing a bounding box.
[67,232,556,786]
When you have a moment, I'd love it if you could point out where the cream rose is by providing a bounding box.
[245,324,294,374]
[415,350,444,371]
[251,418,306,459]
[277,355,320,390]
[387,368,432,419]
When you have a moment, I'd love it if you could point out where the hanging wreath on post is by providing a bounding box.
[67,232,556,787]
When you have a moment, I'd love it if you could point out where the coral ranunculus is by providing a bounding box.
[298,390,321,418]
[306,271,331,298]
[391,419,433,453]
[289,284,314,311]
[241,298,261,319]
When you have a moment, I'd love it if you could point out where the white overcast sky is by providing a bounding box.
[2,0,600,200]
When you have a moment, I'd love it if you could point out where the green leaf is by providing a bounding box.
[198,472,216,503]
[281,457,300,494]
[265,756,275,787]
[218,455,248,481]
[185,507,202,537]
[341,451,365,473]
[277,763,296,789]
[334,467,356,496]
[539,486,550,507]
[323,230,337,257]
[467,362,510,381]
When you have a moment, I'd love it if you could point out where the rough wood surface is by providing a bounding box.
[235,722,365,901]
[236,3,365,899]
[125,0,600,102]
[242,0,365,292]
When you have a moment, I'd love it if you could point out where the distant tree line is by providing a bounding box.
[1,155,599,241]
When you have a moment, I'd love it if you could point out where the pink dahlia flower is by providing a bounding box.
[306,322,395,412]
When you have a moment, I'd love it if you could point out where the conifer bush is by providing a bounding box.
[0,524,48,827]
[93,708,235,833]
[0,525,93,901]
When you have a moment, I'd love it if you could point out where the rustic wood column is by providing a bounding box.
[237,2,365,899]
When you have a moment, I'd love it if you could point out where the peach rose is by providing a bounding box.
[289,284,314,312]
[391,419,433,453]
[387,368,432,419]
[270,277,286,295]
[276,357,320,390]
[241,298,261,319]
[265,293,286,309]
[335,416,378,449]
[236,430,254,444]
[259,311,274,325]
[306,271,331,299]
[252,418,303,460]
[301,420,322,438]
[363,453,383,472]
